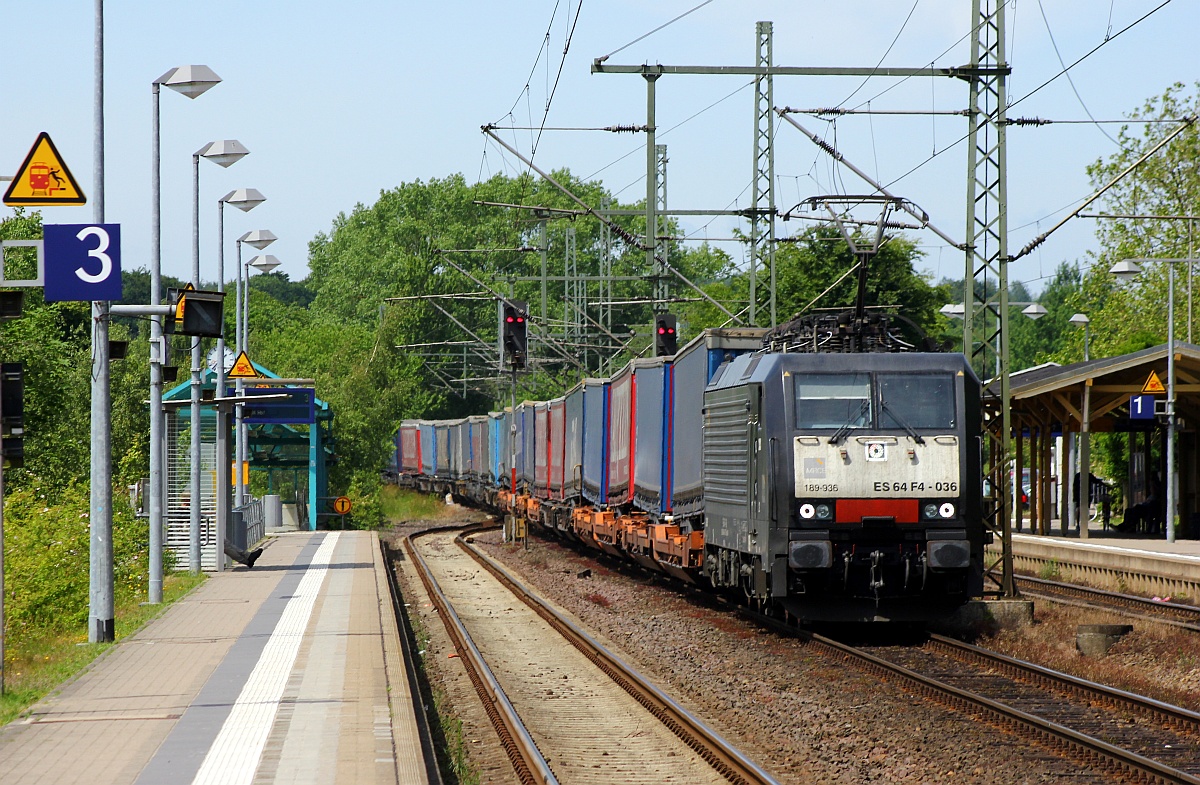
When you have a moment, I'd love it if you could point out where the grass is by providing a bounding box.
[1,571,206,726]
[380,484,452,523]
[1038,558,1063,581]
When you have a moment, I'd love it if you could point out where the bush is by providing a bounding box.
[3,482,152,634]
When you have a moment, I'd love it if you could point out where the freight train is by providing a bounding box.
[390,318,985,622]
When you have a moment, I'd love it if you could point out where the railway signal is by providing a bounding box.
[654,313,677,356]
[502,299,528,369]
[164,286,226,338]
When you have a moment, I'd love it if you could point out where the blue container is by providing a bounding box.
[435,422,452,479]
[607,363,636,506]
[564,383,585,499]
[581,378,610,505]
[632,358,671,515]
[534,402,550,497]
[489,411,508,488]
[419,421,436,477]
[449,419,469,481]
[670,329,766,522]
[518,402,537,489]
[469,415,489,480]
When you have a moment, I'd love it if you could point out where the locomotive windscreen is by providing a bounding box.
[878,374,956,430]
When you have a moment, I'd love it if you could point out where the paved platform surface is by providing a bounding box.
[1016,521,1200,559]
[1001,520,1200,599]
[0,530,431,785]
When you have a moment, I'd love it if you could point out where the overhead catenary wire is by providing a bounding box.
[835,0,923,109]
[1034,0,1128,150]
[837,0,1169,202]
[482,125,744,324]
[593,0,716,65]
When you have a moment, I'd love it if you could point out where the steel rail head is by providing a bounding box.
[404,528,559,785]
[457,532,782,785]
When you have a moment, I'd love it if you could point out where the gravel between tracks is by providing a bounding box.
[473,530,1098,785]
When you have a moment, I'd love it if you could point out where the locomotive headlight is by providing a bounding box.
[939,502,956,519]
[923,503,940,520]
[815,503,833,520]
[799,503,816,519]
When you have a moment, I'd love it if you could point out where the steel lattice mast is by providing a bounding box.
[964,0,1016,597]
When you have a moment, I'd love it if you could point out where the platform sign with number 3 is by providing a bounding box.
[43,223,122,302]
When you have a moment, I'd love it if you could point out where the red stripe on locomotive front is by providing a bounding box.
[837,498,920,523]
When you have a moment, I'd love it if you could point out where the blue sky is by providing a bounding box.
[1,1,1195,298]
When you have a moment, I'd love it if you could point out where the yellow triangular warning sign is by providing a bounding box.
[227,350,259,379]
[3,132,86,206]
[1142,371,1166,394]
[173,283,196,321]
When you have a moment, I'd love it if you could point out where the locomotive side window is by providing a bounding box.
[878,374,955,430]
[795,373,872,429]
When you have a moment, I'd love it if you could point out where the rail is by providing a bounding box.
[404,525,557,785]
[459,530,781,785]
[1015,575,1200,632]
[379,539,445,785]
[742,606,1200,785]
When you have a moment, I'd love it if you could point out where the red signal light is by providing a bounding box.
[506,316,514,323]
[658,327,666,335]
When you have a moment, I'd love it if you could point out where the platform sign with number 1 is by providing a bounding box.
[43,224,121,302]
[1130,393,1157,420]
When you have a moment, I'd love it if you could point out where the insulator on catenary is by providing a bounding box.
[604,124,646,133]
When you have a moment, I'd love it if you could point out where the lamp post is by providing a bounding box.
[216,189,265,397]
[942,300,1047,374]
[187,142,249,574]
[235,232,277,507]
[1067,312,1092,538]
[1111,258,1197,543]
[148,65,220,604]
[1069,313,1091,361]
[235,253,282,505]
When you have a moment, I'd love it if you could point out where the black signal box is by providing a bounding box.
[169,289,226,338]
[654,313,677,356]
[502,299,529,369]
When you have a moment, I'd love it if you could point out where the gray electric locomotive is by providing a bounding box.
[701,325,984,622]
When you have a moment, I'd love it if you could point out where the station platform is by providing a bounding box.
[0,530,432,785]
[996,522,1200,599]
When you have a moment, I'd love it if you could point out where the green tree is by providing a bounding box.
[1082,82,1200,354]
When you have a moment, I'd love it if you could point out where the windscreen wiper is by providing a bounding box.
[829,399,870,445]
[881,399,926,445]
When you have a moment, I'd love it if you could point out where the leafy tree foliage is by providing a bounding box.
[1082,82,1200,355]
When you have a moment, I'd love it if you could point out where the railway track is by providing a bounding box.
[1016,575,1200,632]
[752,614,1200,785]
[403,526,779,785]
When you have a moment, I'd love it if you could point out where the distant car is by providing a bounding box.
[981,471,1031,506]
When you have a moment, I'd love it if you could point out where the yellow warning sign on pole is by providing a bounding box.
[174,282,196,322]
[227,350,259,379]
[1142,371,1166,394]
[3,132,87,206]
